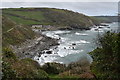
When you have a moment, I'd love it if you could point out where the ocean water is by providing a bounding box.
[34,22,118,65]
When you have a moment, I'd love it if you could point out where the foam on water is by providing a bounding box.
[45,32,60,39]
[75,32,88,36]
[34,23,118,65]
[90,28,104,32]
[79,40,90,44]
[42,30,70,39]
[59,37,68,43]
[72,40,90,44]
[57,49,84,57]
[53,30,70,34]
[34,53,60,66]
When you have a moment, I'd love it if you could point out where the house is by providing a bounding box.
[32,25,43,28]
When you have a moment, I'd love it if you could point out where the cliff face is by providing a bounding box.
[2,16,59,58]
[2,8,100,30]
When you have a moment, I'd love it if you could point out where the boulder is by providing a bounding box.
[72,43,76,45]
[46,51,52,54]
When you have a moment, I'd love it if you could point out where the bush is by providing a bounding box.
[2,47,17,60]
[2,48,18,79]
[90,31,120,79]
[2,60,17,79]
[2,48,49,79]
[42,63,66,74]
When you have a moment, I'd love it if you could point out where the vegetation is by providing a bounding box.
[2,13,50,79]
[58,57,94,79]
[2,16,36,47]
[2,8,101,29]
[2,7,119,79]
[42,63,66,74]
[41,57,94,79]
[2,48,49,79]
[89,31,120,79]
[2,47,92,79]
[2,10,93,79]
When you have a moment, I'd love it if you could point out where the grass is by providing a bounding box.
[4,10,45,21]
[2,16,36,47]
[2,8,101,28]
[4,14,41,25]
[48,74,80,80]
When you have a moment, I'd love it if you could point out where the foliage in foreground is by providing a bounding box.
[42,57,95,79]
[2,48,49,80]
[90,31,120,79]
[2,48,93,79]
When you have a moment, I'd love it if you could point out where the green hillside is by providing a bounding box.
[2,15,50,79]
[2,16,36,47]
[2,8,100,29]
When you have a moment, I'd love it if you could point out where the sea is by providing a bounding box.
[34,22,118,65]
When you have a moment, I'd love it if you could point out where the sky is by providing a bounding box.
[1,0,120,2]
[1,0,120,16]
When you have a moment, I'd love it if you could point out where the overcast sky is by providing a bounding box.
[1,0,119,16]
[1,0,120,2]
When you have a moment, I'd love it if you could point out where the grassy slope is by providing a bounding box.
[2,14,50,79]
[2,8,100,29]
[2,16,36,47]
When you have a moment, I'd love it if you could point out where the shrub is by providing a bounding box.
[2,47,17,60]
[42,63,66,74]
[90,31,120,79]
[2,60,17,79]
[2,48,49,79]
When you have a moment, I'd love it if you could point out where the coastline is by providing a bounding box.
[11,32,59,59]
[11,22,113,63]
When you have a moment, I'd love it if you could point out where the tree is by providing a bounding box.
[90,31,120,79]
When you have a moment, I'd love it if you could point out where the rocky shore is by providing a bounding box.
[11,32,59,59]
[11,22,110,60]
[32,24,92,31]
